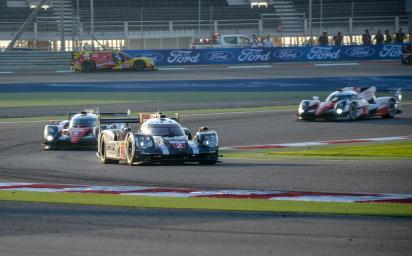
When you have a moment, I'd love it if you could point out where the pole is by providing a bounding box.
[90,0,94,49]
[140,8,144,49]
[309,0,312,45]
[320,0,323,34]
[76,0,79,17]
[59,0,65,51]
[198,0,201,38]
[210,5,213,32]
[350,2,354,44]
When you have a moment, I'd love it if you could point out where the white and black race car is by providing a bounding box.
[96,112,219,165]
[297,87,402,121]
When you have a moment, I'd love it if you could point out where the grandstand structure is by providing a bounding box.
[0,0,410,51]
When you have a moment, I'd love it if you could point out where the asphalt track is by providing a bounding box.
[1,61,412,255]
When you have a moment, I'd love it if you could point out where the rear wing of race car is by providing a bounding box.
[139,112,179,123]
[68,108,130,120]
[98,117,140,127]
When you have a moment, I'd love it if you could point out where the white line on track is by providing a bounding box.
[222,135,412,150]
[227,65,272,69]
[0,71,14,74]
[0,120,48,124]
[158,67,185,71]
[314,63,359,67]
[56,70,73,73]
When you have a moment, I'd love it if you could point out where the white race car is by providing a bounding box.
[297,87,402,121]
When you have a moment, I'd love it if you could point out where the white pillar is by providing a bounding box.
[124,21,128,37]
[169,21,173,32]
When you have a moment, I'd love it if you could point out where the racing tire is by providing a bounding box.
[125,135,136,166]
[349,103,358,121]
[134,60,145,71]
[100,140,119,164]
[383,99,397,118]
[82,60,95,73]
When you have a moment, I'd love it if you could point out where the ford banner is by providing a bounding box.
[124,44,402,66]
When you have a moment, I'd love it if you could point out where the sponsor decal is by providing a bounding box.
[238,49,271,62]
[167,50,200,64]
[345,46,375,58]
[273,49,303,60]
[204,51,234,61]
[379,45,402,58]
[307,47,341,60]
[138,52,163,62]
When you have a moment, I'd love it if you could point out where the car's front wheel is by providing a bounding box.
[126,135,136,166]
[82,60,95,72]
[383,99,397,118]
[349,103,358,121]
[134,60,145,71]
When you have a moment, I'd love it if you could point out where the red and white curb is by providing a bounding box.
[1,183,411,204]
[221,135,412,150]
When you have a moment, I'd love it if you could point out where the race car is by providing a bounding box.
[97,112,219,165]
[71,51,157,72]
[401,43,412,65]
[43,109,130,150]
[297,87,402,121]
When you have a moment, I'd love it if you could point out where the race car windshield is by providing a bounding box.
[326,93,354,102]
[70,116,97,128]
[142,124,185,137]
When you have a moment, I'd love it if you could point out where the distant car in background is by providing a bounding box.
[71,51,157,72]
[191,34,251,49]
[43,108,130,150]
[297,87,402,121]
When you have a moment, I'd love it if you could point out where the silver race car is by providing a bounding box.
[297,87,402,121]
[97,112,219,165]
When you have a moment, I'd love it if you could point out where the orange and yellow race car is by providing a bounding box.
[71,51,157,72]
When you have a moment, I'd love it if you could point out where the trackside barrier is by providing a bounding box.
[124,44,403,66]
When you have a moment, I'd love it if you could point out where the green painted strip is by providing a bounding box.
[223,140,412,160]
[1,191,411,217]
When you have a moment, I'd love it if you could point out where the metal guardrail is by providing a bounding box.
[0,15,409,50]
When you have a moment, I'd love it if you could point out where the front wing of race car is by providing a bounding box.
[132,140,219,164]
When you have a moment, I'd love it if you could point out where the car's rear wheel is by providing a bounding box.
[126,135,136,166]
[134,60,145,71]
[100,141,110,164]
[100,140,119,164]
[82,60,95,72]
[349,103,357,121]
[383,99,397,118]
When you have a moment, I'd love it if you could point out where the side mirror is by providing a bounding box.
[312,96,320,101]
[183,128,192,140]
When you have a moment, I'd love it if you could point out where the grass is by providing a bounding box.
[0,91,322,108]
[1,91,410,108]
[1,190,411,217]
[223,140,412,160]
[0,105,296,123]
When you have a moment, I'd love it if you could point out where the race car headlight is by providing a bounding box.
[135,135,154,149]
[334,101,346,115]
[298,101,309,114]
[46,135,54,141]
[197,132,218,148]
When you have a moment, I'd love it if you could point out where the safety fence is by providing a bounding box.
[124,44,403,65]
